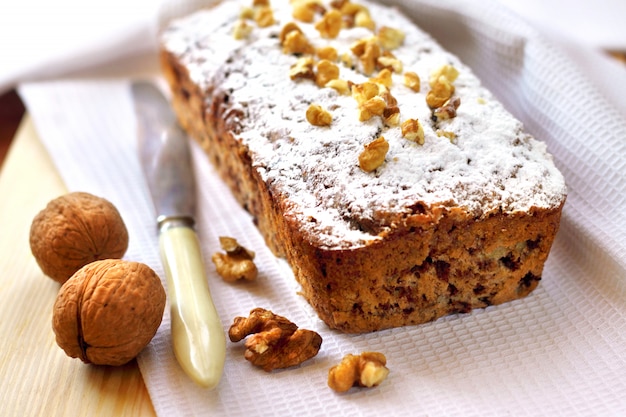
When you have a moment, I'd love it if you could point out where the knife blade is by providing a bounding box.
[132,81,225,389]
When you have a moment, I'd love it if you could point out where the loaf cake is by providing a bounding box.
[159,0,567,333]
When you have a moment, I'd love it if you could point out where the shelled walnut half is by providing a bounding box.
[229,308,322,372]
[328,351,389,392]
[212,236,258,282]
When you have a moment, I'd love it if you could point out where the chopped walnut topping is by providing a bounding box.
[293,3,315,22]
[349,37,368,57]
[340,52,354,68]
[429,64,459,87]
[316,45,338,61]
[378,26,405,50]
[381,90,397,107]
[292,0,325,22]
[377,55,403,73]
[426,64,459,107]
[426,76,455,108]
[359,136,389,172]
[354,9,375,30]
[404,71,421,92]
[326,79,351,95]
[279,22,302,43]
[341,13,355,29]
[359,96,386,121]
[351,81,379,104]
[240,6,254,19]
[254,6,275,27]
[433,97,461,121]
[350,36,382,74]
[436,129,457,142]
[401,118,425,144]
[315,59,340,87]
[282,30,315,55]
[315,8,343,38]
[369,68,393,88]
[383,106,400,126]
[306,104,333,126]
[338,1,366,17]
[329,0,348,9]
[289,56,316,80]
[360,39,381,75]
[233,19,254,40]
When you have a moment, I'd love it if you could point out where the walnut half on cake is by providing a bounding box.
[159,0,567,333]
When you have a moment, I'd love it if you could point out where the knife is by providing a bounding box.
[132,81,226,389]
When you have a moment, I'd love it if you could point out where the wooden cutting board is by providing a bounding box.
[0,115,155,417]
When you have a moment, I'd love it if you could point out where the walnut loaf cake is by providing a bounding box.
[160,0,567,333]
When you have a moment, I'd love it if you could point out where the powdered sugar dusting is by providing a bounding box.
[162,0,567,249]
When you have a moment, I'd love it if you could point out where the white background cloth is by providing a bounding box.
[8,0,626,416]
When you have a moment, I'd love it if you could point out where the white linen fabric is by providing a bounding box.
[15,0,626,415]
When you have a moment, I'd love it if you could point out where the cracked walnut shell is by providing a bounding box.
[52,259,166,366]
[29,192,129,284]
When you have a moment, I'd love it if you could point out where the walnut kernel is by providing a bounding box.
[279,22,302,44]
[328,351,389,392]
[282,29,314,55]
[315,8,343,38]
[404,71,421,92]
[378,26,405,50]
[359,136,389,172]
[292,0,316,22]
[325,79,351,95]
[316,45,338,61]
[239,6,254,20]
[383,106,400,126]
[377,55,403,73]
[211,236,258,282]
[306,104,333,126]
[254,6,274,27]
[349,37,368,57]
[229,308,322,372]
[315,59,340,87]
[358,96,386,121]
[52,259,166,366]
[426,76,455,109]
[233,19,253,40]
[433,97,461,121]
[369,68,393,88]
[354,9,375,30]
[338,1,365,17]
[351,81,379,104]
[381,89,397,107]
[401,118,425,144]
[429,64,459,87]
[29,192,129,284]
[360,38,381,75]
[290,56,316,80]
[437,129,457,142]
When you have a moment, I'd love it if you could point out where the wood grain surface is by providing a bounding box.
[0,116,156,417]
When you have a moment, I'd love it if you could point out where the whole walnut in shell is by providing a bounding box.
[52,259,166,366]
[30,192,129,283]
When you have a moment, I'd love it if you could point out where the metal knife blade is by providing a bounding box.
[132,81,225,389]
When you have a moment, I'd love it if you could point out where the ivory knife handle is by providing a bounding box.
[159,223,226,389]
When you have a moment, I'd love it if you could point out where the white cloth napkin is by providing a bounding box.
[15,0,626,416]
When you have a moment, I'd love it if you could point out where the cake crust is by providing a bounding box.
[160,0,566,333]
